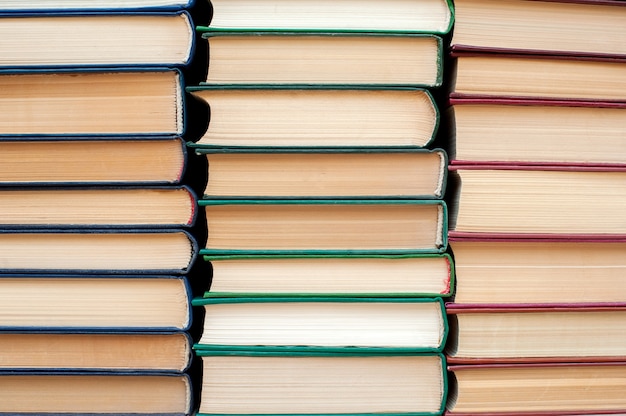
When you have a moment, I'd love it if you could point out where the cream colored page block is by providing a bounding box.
[210,0,452,32]
[201,355,443,414]
[206,35,440,85]
[195,88,437,147]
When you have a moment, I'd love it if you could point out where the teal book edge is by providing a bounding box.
[201,252,455,298]
[199,199,448,254]
[194,351,448,416]
[197,31,444,88]
[186,85,441,150]
[195,0,455,35]
[192,297,448,354]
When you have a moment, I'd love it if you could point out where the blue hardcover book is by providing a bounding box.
[0,229,197,274]
[0,0,195,12]
[0,371,192,415]
[0,274,192,331]
[0,68,186,138]
[0,137,188,186]
[0,11,194,68]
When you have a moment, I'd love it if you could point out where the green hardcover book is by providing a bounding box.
[195,147,447,199]
[194,350,447,416]
[199,0,454,34]
[192,296,448,353]
[202,253,454,298]
[198,31,443,88]
[200,199,448,254]
[187,86,440,149]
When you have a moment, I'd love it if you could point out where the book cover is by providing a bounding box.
[197,147,447,199]
[203,252,454,298]
[200,199,448,254]
[193,296,448,353]
[187,85,440,149]
[201,31,444,87]
[200,0,453,34]
[195,350,447,416]
[0,0,195,12]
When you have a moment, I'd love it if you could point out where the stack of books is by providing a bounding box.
[187,0,455,414]
[0,1,198,414]
[444,0,626,414]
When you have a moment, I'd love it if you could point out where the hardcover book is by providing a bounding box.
[0,372,192,415]
[451,0,626,58]
[0,11,194,68]
[201,199,448,254]
[0,229,197,273]
[188,86,440,148]
[201,0,454,34]
[446,304,626,363]
[446,362,626,415]
[196,351,447,416]
[199,148,447,199]
[448,165,626,237]
[0,275,191,331]
[0,137,187,185]
[0,69,184,136]
[193,297,448,353]
[451,52,626,102]
[204,253,454,298]
[201,32,443,87]
[0,331,191,372]
[446,97,626,167]
[0,0,195,11]
[449,237,626,305]
[0,186,196,228]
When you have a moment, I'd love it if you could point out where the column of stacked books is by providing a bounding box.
[0,1,200,414]
[443,0,626,414]
[186,1,456,415]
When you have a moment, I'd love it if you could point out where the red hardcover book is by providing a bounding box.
[446,361,626,415]
[445,303,626,364]
[446,97,626,167]
[447,164,626,239]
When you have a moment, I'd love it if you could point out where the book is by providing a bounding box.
[204,253,454,298]
[200,199,448,254]
[446,362,626,415]
[448,165,626,237]
[0,137,187,185]
[0,11,193,68]
[0,230,196,273]
[199,148,447,199]
[196,351,447,416]
[201,32,443,87]
[0,186,196,228]
[201,0,454,34]
[0,372,192,415]
[193,297,447,353]
[0,331,191,372]
[449,237,626,305]
[446,304,626,364]
[0,0,195,11]
[447,97,626,167]
[0,275,191,331]
[451,53,626,102]
[188,86,440,148]
[451,0,626,58]
[0,69,184,136]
